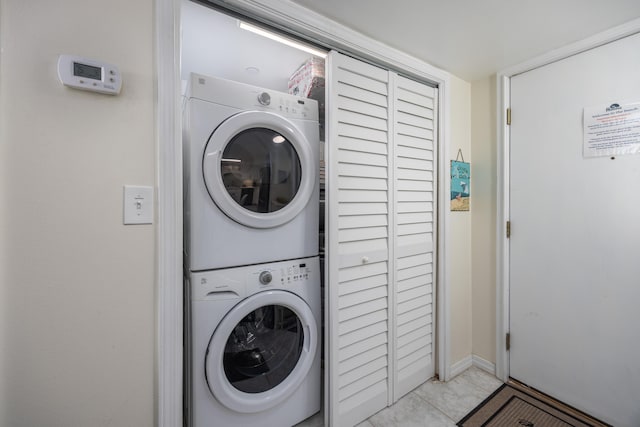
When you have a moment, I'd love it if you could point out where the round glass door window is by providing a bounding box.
[223,304,304,393]
[202,110,316,229]
[221,128,302,214]
[206,289,317,413]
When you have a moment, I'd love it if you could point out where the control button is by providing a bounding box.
[259,271,272,285]
[257,92,271,106]
[110,70,115,75]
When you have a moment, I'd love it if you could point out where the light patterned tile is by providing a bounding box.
[294,410,323,427]
[368,392,456,427]
[459,366,503,394]
[355,420,375,427]
[413,374,491,422]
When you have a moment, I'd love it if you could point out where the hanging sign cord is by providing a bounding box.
[455,149,465,163]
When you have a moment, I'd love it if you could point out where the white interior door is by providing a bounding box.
[392,75,437,400]
[509,32,640,427]
[327,51,392,427]
[326,51,437,427]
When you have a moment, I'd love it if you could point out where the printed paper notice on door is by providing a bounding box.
[583,102,640,157]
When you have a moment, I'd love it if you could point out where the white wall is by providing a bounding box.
[0,1,156,426]
[448,76,473,366]
[470,76,497,365]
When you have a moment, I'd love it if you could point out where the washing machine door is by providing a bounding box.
[202,110,316,229]
[205,290,318,413]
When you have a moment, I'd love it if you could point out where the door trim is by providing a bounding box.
[157,1,453,425]
[156,0,183,426]
[495,17,640,382]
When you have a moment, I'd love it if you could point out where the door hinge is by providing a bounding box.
[506,333,511,351]
[506,221,511,238]
[506,108,512,125]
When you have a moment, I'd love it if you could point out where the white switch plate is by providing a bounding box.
[123,185,154,225]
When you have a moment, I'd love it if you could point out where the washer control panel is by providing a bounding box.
[191,256,320,301]
[249,257,317,291]
[280,262,312,284]
[258,270,273,285]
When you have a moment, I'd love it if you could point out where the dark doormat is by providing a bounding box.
[457,382,611,427]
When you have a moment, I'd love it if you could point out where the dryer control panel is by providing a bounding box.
[188,73,319,121]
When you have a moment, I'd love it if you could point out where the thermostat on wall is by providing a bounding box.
[57,54,122,95]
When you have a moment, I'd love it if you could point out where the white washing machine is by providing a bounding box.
[183,73,320,272]
[185,256,321,427]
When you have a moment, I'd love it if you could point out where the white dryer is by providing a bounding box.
[183,73,320,271]
[185,256,321,427]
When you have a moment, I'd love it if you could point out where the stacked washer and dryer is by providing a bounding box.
[183,73,322,427]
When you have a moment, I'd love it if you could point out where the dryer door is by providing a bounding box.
[202,110,316,229]
[205,290,317,413]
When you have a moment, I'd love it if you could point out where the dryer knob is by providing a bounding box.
[259,271,273,285]
[257,92,271,106]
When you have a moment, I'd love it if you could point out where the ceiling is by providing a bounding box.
[182,0,321,91]
[290,0,640,81]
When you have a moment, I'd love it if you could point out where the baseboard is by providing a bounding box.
[450,355,473,378]
[449,354,497,380]
[472,355,496,375]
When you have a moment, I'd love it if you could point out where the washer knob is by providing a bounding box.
[259,271,273,285]
[257,92,271,106]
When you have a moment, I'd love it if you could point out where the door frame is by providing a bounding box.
[495,17,640,382]
[156,0,453,425]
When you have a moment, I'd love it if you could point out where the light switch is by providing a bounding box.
[123,185,154,225]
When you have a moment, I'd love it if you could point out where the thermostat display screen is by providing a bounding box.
[73,62,102,80]
[58,54,121,95]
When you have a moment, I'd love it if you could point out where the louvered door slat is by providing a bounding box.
[397,180,433,192]
[339,177,388,191]
[397,77,435,97]
[338,123,388,143]
[396,122,433,139]
[339,149,388,166]
[337,137,388,155]
[339,332,387,363]
[396,100,434,119]
[396,132,435,149]
[338,96,388,119]
[339,320,388,348]
[397,145,433,161]
[338,83,388,107]
[339,214,388,229]
[396,111,434,129]
[340,344,387,374]
[339,310,387,337]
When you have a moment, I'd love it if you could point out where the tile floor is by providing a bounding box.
[295,366,504,427]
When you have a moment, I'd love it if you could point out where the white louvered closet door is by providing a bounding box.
[327,52,391,427]
[392,75,437,400]
[327,51,437,427]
